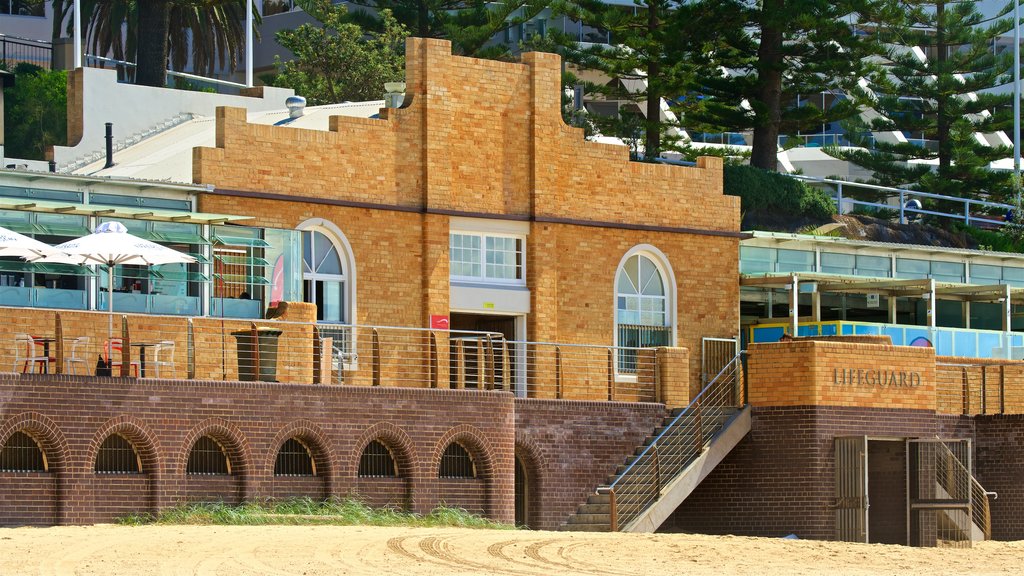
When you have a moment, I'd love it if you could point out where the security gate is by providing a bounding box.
[834,436,868,543]
[907,439,973,548]
[701,338,738,383]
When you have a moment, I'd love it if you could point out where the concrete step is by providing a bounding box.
[564,513,611,525]
[576,503,611,515]
[559,523,611,532]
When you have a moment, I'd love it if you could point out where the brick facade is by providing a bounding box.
[193,37,741,392]
[0,374,662,527]
[661,406,978,540]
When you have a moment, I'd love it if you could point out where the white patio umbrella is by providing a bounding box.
[0,225,65,260]
[32,221,197,338]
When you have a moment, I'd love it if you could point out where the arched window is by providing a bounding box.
[359,440,397,477]
[302,229,348,323]
[0,431,46,472]
[438,442,476,479]
[95,434,141,474]
[615,249,674,372]
[187,436,230,475]
[274,438,315,476]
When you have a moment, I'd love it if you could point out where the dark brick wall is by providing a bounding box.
[0,374,516,525]
[662,406,975,541]
[0,474,57,525]
[268,476,326,501]
[438,478,487,515]
[975,415,1024,540]
[353,477,409,509]
[514,398,667,530]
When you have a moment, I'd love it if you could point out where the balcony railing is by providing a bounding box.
[4,309,662,403]
[0,34,50,70]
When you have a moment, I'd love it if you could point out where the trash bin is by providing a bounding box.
[231,327,283,382]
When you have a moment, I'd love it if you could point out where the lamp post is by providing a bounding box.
[243,0,251,87]
[1015,0,1021,205]
[73,0,81,70]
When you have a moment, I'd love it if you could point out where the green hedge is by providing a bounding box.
[723,164,835,221]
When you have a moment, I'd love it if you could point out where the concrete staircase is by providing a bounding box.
[561,403,751,533]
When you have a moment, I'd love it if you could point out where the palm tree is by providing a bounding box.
[52,0,258,88]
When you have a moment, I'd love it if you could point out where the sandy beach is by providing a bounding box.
[0,524,1021,575]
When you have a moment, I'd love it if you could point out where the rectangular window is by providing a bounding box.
[775,249,815,273]
[820,252,854,276]
[212,226,270,319]
[856,255,891,278]
[450,233,524,284]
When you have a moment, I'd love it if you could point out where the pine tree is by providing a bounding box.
[539,0,690,160]
[674,0,893,171]
[832,0,1016,202]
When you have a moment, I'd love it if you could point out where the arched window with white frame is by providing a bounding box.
[297,220,355,325]
[615,247,675,373]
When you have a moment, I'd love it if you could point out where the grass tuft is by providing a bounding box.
[116,497,514,529]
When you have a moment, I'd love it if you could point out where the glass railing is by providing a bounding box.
[0,287,87,310]
[98,292,200,316]
[747,320,1024,360]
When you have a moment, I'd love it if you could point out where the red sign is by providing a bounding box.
[430,315,450,330]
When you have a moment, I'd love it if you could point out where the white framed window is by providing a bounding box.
[296,219,356,325]
[614,246,676,374]
[450,232,525,284]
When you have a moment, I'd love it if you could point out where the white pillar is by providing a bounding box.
[73,0,82,70]
[790,274,799,336]
[245,0,254,88]
[928,279,936,329]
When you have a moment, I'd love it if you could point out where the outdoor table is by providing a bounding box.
[32,336,57,374]
[131,342,159,378]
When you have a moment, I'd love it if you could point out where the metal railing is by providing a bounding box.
[936,362,1009,416]
[600,352,744,531]
[932,440,993,542]
[789,174,1015,229]
[84,54,247,92]
[0,34,51,69]
[4,311,661,402]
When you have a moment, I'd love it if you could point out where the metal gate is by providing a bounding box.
[834,436,868,543]
[701,337,738,386]
[906,439,973,548]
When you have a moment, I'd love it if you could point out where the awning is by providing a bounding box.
[0,197,254,225]
[741,272,1024,304]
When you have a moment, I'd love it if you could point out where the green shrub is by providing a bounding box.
[723,165,836,221]
[2,63,67,161]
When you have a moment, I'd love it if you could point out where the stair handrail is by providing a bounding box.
[934,440,992,541]
[601,351,744,530]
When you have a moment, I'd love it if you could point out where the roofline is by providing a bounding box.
[743,229,1024,261]
[0,168,212,194]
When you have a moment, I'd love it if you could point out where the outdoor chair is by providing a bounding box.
[64,336,90,375]
[151,340,176,377]
[13,333,54,373]
[104,338,140,377]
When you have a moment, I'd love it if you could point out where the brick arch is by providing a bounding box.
[87,416,162,475]
[264,419,336,481]
[0,412,69,473]
[514,433,547,529]
[349,422,417,480]
[177,418,252,498]
[430,424,495,481]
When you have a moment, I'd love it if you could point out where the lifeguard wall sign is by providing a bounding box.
[832,368,922,388]
[747,339,937,411]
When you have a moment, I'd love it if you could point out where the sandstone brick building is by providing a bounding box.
[1,38,1024,546]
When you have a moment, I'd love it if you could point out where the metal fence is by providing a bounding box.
[0,34,51,70]
[5,311,661,402]
[600,352,744,530]
[789,174,1015,229]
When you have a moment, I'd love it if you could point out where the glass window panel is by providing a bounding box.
[970,264,1002,282]
[322,281,343,322]
[856,255,891,277]
[625,255,640,289]
[312,232,342,275]
[931,261,964,282]
[776,249,814,266]
[820,252,854,275]
[896,258,930,279]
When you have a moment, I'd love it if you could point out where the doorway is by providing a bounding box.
[449,313,522,390]
[514,455,530,528]
[835,436,907,544]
